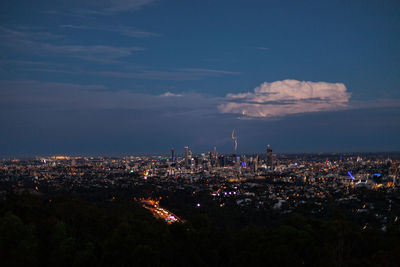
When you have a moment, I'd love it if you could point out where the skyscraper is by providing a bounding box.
[184,146,189,167]
[171,147,175,162]
[266,145,273,170]
[254,155,259,172]
[218,155,225,167]
[213,146,219,167]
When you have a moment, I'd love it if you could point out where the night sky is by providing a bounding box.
[1,0,399,157]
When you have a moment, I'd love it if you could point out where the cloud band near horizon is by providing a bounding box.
[218,80,351,118]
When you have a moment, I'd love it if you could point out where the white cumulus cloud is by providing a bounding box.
[219,79,351,118]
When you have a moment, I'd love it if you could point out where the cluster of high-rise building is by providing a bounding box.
[168,145,275,173]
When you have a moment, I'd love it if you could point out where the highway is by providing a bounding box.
[140,199,180,224]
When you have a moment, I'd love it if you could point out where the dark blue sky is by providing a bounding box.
[1,0,399,157]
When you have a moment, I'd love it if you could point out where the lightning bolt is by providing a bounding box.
[232,129,238,152]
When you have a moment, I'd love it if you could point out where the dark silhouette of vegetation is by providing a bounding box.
[1,191,399,266]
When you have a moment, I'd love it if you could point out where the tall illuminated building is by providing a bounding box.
[218,155,225,167]
[266,145,273,170]
[184,146,189,167]
[254,155,259,172]
[213,146,219,167]
[171,147,175,162]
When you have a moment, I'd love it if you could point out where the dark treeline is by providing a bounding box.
[1,192,399,267]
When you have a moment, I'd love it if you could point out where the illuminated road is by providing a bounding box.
[140,199,180,224]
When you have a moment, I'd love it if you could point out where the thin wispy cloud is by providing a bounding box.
[0,26,145,63]
[102,0,156,14]
[160,92,183,97]
[40,0,156,16]
[0,26,63,41]
[51,45,144,62]
[180,68,242,75]
[48,0,155,17]
[0,59,64,67]
[99,67,241,81]
[60,24,160,38]
[15,68,81,75]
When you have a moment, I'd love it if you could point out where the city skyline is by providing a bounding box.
[1,0,400,157]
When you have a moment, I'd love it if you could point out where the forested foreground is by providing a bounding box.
[1,192,399,267]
